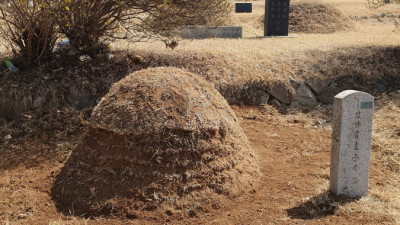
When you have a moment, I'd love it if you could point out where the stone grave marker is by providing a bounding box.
[235,3,252,13]
[329,90,374,197]
[264,0,291,36]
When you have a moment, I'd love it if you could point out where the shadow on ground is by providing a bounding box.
[286,192,358,220]
[0,108,91,170]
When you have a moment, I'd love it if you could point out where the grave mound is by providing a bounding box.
[289,3,352,33]
[258,3,351,34]
[51,67,258,218]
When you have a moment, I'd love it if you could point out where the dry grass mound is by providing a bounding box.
[256,3,352,34]
[289,3,352,34]
[51,67,258,218]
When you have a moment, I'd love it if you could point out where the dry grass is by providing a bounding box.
[278,93,400,223]
[373,92,400,173]
[112,0,399,89]
[288,2,353,33]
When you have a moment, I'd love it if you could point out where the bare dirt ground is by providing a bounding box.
[0,92,399,224]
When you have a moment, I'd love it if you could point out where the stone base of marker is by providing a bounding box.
[329,90,374,198]
[181,26,242,39]
[260,36,298,39]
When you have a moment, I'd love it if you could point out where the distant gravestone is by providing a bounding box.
[235,3,252,13]
[264,0,291,36]
[329,90,374,197]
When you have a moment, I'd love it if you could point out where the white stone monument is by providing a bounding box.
[329,90,374,197]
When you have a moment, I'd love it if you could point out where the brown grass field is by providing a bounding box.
[0,0,399,224]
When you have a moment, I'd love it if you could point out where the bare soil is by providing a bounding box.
[1,96,399,224]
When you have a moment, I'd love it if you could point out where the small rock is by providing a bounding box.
[66,89,95,109]
[305,78,329,95]
[317,83,340,104]
[267,82,294,105]
[106,53,114,61]
[4,134,12,140]
[246,87,270,106]
[33,96,44,108]
[290,84,318,108]
[79,55,91,62]
[21,114,32,119]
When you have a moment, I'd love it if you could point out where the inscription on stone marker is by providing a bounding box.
[329,90,374,197]
[264,0,290,36]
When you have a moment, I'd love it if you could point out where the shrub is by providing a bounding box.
[54,0,231,53]
[0,0,58,66]
[54,0,121,53]
[0,0,231,65]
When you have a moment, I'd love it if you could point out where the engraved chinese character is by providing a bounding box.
[355,111,361,119]
[352,154,359,162]
[354,141,359,151]
[354,130,360,139]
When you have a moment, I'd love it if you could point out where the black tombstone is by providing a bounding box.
[235,3,252,13]
[264,0,290,36]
